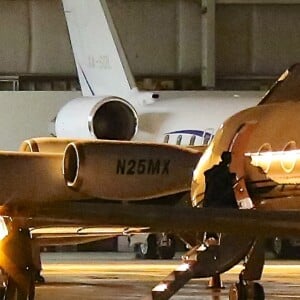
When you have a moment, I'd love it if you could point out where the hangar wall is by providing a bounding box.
[0,0,75,75]
[0,0,299,89]
[0,91,79,150]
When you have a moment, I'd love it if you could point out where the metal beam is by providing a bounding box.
[201,0,215,89]
[217,0,300,4]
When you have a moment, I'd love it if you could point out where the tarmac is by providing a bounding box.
[33,251,300,299]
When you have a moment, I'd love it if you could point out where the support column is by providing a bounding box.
[201,0,216,89]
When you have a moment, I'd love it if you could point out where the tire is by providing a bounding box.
[229,281,264,300]
[229,282,246,300]
[134,234,158,259]
[158,235,176,259]
[271,237,292,258]
[252,282,265,300]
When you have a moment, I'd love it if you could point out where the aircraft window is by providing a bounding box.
[283,141,296,151]
[189,135,196,146]
[176,135,182,145]
[203,133,211,145]
[203,128,214,145]
[164,134,169,143]
[281,141,297,173]
[256,143,272,173]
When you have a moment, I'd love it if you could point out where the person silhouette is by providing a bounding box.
[203,151,238,209]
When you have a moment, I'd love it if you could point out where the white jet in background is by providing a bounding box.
[48,0,261,259]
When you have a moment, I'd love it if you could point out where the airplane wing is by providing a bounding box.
[259,63,300,104]
[27,202,300,239]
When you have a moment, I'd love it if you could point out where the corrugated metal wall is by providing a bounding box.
[216,4,300,76]
[0,0,75,74]
[0,0,299,88]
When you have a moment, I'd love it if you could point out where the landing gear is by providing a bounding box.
[270,237,292,258]
[5,272,35,300]
[134,234,158,259]
[207,273,224,289]
[134,234,176,259]
[0,218,36,300]
[158,234,176,259]
[229,238,265,299]
[34,272,45,284]
[229,277,264,300]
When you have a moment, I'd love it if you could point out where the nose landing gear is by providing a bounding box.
[229,277,264,300]
[229,238,266,300]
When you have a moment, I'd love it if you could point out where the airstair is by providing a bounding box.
[149,235,254,300]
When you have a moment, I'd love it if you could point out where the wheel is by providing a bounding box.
[229,282,247,300]
[158,235,176,259]
[134,234,158,259]
[34,273,45,284]
[271,237,292,258]
[251,282,265,300]
[229,281,264,300]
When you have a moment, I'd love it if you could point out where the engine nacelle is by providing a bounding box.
[63,140,201,201]
[55,96,138,140]
[19,137,76,153]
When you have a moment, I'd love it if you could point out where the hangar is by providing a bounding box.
[0,1,299,298]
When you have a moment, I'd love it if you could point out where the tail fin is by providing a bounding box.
[62,0,136,98]
[259,63,300,105]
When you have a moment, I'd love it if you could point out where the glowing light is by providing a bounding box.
[246,149,273,173]
[152,283,168,292]
[0,217,8,240]
[176,263,190,272]
[197,244,207,251]
[246,149,300,184]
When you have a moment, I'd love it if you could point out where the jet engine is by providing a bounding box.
[19,137,75,153]
[63,140,201,201]
[55,97,138,140]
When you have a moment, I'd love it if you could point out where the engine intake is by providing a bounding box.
[55,96,138,140]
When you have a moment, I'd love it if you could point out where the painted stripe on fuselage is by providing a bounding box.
[166,130,212,138]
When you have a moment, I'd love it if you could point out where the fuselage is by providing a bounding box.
[132,91,262,145]
[192,101,300,210]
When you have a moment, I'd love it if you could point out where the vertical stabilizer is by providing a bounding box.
[62,0,136,98]
[259,63,300,105]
